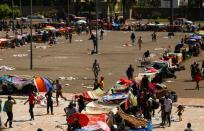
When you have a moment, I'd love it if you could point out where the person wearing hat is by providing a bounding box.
[3,96,16,128]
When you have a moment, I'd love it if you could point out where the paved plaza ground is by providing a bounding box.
[0,30,204,130]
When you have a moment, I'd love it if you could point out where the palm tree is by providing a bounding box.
[122,0,136,21]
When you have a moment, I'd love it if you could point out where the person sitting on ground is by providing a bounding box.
[184,122,193,131]
[143,50,151,62]
[70,118,81,130]
[99,76,105,90]
[64,102,77,119]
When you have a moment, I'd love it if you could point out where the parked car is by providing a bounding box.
[174,18,193,25]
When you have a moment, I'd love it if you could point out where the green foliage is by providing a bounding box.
[13,7,21,18]
[0,4,11,19]
[0,4,21,19]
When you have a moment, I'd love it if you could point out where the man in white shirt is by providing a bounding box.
[163,95,172,127]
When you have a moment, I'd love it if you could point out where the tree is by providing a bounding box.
[0,4,11,19]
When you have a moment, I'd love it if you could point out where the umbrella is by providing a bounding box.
[67,113,89,127]
[194,30,204,36]
[34,77,53,92]
[58,27,66,32]
[76,20,87,24]
[43,26,56,31]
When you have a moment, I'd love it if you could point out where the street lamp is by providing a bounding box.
[30,0,33,70]
[95,0,98,53]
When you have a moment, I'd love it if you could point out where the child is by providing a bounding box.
[176,105,184,121]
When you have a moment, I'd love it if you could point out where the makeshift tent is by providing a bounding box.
[82,101,117,115]
[34,77,53,92]
[0,75,32,90]
[82,88,105,101]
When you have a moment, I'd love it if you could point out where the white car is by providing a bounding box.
[175,18,193,25]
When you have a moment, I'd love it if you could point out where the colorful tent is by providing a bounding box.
[194,30,204,36]
[34,77,53,92]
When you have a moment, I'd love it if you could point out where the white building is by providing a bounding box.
[161,0,188,8]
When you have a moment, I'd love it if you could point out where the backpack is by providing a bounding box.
[152,100,159,109]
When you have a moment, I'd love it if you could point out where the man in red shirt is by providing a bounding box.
[24,92,37,121]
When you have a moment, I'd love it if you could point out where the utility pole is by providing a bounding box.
[169,0,174,36]
[30,0,33,70]
[67,0,69,25]
[20,0,23,35]
[95,0,98,53]
[12,0,14,33]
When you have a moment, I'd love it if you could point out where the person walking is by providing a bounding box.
[4,96,16,128]
[194,67,202,90]
[130,32,136,45]
[69,32,72,44]
[163,95,172,127]
[138,36,142,50]
[92,59,100,80]
[24,92,37,121]
[126,64,134,80]
[45,90,54,115]
[89,33,97,53]
[100,29,104,40]
[152,32,157,41]
[55,80,67,106]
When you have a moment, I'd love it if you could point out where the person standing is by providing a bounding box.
[69,32,72,44]
[4,96,16,128]
[89,33,97,53]
[152,32,157,41]
[45,90,54,115]
[190,62,197,80]
[92,59,100,80]
[100,29,104,40]
[138,36,142,50]
[163,95,172,127]
[126,64,134,80]
[201,60,204,77]
[77,95,85,113]
[24,92,37,121]
[130,32,136,45]
[194,66,202,90]
[55,80,67,106]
